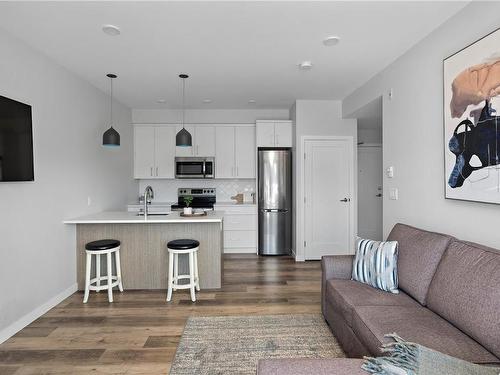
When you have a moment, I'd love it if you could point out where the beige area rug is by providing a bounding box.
[169,314,345,374]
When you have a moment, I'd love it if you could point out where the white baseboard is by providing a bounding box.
[0,283,78,344]
[224,247,257,254]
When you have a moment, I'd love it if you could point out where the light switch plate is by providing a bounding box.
[386,166,394,178]
[389,188,398,200]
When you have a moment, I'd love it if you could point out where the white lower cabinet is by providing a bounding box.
[224,231,256,249]
[215,204,257,254]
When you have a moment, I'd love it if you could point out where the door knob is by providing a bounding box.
[376,193,382,197]
[340,198,350,202]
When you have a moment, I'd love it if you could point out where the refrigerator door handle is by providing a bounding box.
[262,209,289,213]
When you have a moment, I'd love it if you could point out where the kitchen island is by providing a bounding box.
[64,211,224,289]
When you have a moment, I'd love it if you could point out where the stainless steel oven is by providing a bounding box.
[175,157,215,179]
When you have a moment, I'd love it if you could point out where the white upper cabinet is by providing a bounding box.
[134,127,156,178]
[175,125,195,156]
[274,122,293,147]
[256,120,292,147]
[235,126,255,178]
[256,121,275,147]
[135,124,255,179]
[134,125,175,179]
[175,125,215,157]
[154,126,175,178]
[215,126,235,178]
[195,126,215,156]
[215,125,256,179]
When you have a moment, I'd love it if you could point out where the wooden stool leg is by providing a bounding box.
[115,249,124,292]
[107,252,113,303]
[83,253,91,303]
[189,251,196,302]
[173,253,178,291]
[167,251,174,302]
[95,254,101,292]
[194,251,200,291]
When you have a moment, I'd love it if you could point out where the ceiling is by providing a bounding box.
[0,1,467,109]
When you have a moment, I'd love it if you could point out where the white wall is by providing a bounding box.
[0,28,136,342]
[132,108,289,124]
[343,2,500,247]
[293,100,357,261]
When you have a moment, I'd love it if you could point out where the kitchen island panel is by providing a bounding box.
[76,222,223,290]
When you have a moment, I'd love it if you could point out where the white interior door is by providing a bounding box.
[215,126,235,178]
[235,127,255,178]
[304,138,353,259]
[357,146,383,240]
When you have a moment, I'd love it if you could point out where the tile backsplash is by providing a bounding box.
[137,179,256,203]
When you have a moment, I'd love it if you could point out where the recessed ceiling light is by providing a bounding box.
[248,99,256,104]
[102,24,121,36]
[203,99,212,103]
[323,36,340,46]
[298,61,313,70]
[157,99,166,104]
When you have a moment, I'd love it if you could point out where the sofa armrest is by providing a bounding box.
[321,255,354,316]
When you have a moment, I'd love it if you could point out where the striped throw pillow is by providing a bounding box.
[352,237,399,294]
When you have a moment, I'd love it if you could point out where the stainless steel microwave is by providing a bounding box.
[175,157,215,179]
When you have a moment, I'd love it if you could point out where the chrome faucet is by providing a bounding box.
[143,186,154,218]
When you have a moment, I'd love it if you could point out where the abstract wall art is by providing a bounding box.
[444,28,500,204]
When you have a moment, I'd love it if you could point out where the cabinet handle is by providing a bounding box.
[156,167,159,176]
[276,134,279,145]
[236,166,238,176]
[150,167,153,177]
[196,145,199,155]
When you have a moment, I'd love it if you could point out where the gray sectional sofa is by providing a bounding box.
[258,223,500,374]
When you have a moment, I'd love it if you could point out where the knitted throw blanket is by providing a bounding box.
[362,334,500,375]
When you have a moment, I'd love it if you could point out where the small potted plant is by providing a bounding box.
[183,195,193,215]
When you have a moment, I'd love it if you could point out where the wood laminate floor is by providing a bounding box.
[0,255,322,375]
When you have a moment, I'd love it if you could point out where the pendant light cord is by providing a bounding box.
[110,76,113,128]
[182,77,186,129]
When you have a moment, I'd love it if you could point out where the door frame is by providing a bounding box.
[297,136,355,261]
[357,143,383,240]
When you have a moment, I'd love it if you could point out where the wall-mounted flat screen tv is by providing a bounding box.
[0,95,34,182]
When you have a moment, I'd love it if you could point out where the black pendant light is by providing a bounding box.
[176,74,192,147]
[103,73,120,147]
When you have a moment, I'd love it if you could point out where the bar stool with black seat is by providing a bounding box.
[166,239,200,302]
[84,239,123,303]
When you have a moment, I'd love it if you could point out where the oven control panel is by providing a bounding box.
[178,188,216,197]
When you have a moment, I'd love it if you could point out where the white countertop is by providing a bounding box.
[64,211,224,224]
[127,201,175,207]
[215,202,256,206]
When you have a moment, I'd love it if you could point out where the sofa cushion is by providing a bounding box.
[387,223,453,305]
[326,279,419,327]
[352,306,499,364]
[257,358,366,375]
[426,240,500,359]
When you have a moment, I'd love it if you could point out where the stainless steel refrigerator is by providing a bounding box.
[258,149,292,255]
